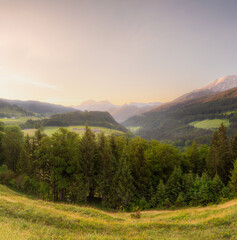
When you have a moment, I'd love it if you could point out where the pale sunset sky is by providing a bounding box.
[0,0,237,105]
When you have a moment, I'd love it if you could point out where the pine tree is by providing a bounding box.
[198,173,214,205]
[97,133,113,205]
[77,124,97,202]
[113,149,135,209]
[182,171,194,204]
[211,173,224,203]
[2,127,24,172]
[186,141,206,175]
[229,159,237,197]
[18,134,33,175]
[166,167,183,204]
[207,123,232,183]
[131,144,150,200]
[231,133,237,160]
[176,192,185,207]
[150,179,166,207]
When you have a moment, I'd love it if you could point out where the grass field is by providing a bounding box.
[0,184,236,240]
[23,126,124,137]
[189,119,230,130]
[0,116,41,125]
[127,126,141,133]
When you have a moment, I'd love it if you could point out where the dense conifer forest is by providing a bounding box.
[0,122,237,211]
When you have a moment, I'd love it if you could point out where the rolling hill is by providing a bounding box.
[32,110,128,132]
[2,99,76,116]
[0,99,34,117]
[123,86,237,145]
[0,184,236,240]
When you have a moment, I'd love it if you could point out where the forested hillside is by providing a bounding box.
[0,123,236,210]
[22,110,127,132]
[123,87,237,145]
[0,99,34,117]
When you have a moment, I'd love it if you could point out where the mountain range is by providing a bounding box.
[72,100,162,122]
[123,75,237,145]
[2,99,76,116]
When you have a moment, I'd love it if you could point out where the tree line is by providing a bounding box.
[0,122,237,210]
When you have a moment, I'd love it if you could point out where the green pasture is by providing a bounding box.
[23,126,124,137]
[127,126,141,133]
[0,116,41,125]
[189,119,230,130]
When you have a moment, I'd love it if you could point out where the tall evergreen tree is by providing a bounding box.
[229,159,237,196]
[77,124,97,202]
[2,126,23,172]
[150,179,166,207]
[18,134,33,175]
[207,123,232,183]
[97,133,113,205]
[166,167,183,204]
[113,149,135,209]
[211,173,224,203]
[131,143,150,200]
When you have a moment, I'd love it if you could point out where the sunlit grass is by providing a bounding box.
[0,184,236,239]
[189,119,230,129]
[0,116,41,125]
[43,125,124,136]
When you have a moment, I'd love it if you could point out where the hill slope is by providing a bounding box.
[0,184,236,240]
[0,99,34,117]
[123,87,237,144]
[3,99,76,116]
[40,110,127,132]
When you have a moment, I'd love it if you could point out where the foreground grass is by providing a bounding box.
[0,185,236,240]
[189,119,230,130]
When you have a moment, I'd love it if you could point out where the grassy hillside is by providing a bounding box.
[23,125,124,136]
[0,184,236,240]
[189,119,230,129]
[0,116,42,125]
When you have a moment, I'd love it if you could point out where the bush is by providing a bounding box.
[130,206,141,219]
[0,165,15,185]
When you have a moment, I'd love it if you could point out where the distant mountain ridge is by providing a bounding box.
[201,75,237,92]
[173,75,237,103]
[123,75,237,145]
[72,100,162,122]
[2,99,76,116]
[0,99,34,117]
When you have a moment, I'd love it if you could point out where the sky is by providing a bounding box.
[0,0,237,106]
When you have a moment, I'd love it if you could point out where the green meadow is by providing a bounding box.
[0,184,236,240]
[23,125,124,136]
[0,116,41,125]
[127,126,141,133]
[189,119,230,130]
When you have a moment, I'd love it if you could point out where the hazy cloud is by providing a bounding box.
[0,74,57,90]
